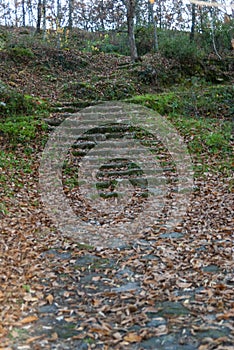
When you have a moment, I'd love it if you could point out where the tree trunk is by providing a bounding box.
[28,0,34,26]
[209,8,222,59]
[126,0,138,61]
[100,0,105,31]
[158,0,162,29]
[190,3,196,42]
[149,2,158,52]
[68,0,74,30]
[56,0,62,49]
[42,0,46,40]
[14,0,19,26]
[36,0,42,33]
[22,0,26,26]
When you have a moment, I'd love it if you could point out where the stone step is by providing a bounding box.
[51,100,102,110]
[50,106,80,113]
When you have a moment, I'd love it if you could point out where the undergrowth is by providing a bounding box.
[127,85,233,177]
[0,115,48,143]
[0,80,48,117]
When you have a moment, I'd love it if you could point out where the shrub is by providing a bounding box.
[159,32,205,63]
[8,46,34,61]
[0,81,47,117]
[135,26,156,55]
[0,114,48,143]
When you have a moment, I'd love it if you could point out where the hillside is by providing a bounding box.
[0,26,234,350]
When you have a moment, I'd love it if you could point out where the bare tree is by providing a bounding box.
[56,0,62,48]
[27,0,35,27]
[42,0,46,39]
[148,0,158,51]
[123,0,138,61]
[14,0,19,26]
[36,0,42,33]
[68,0,74,29]
[22,0,26,26]
[190,3,196,41]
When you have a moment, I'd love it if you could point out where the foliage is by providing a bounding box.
[0,28,7,50]
[0,115,47,143]
[127,84,234,119]
[214,18,234,52]
[135,26,156,55]
[80,32,129,56]
[127,86,233,176]
[159,31,205,62]
[0,81,48,143]
[7,46,34,60]
[195,17,234,54]
[0,81,48,117]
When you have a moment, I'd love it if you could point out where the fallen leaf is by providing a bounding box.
[113,332,123,340]
[176,282,192,288]
[124,332,142,343]
[50,332,58,340]
[92,276,101,281]
[26,335,45,343]
[20,315,38,324]
[46,294,54,305]
[154,325,168,336]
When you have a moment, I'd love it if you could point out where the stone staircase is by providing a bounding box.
[44,100,96,129]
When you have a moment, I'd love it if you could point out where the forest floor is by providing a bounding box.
[0,34,234,349]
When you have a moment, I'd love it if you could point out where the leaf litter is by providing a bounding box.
[0,131,233,350]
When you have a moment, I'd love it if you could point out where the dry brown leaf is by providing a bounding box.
[124,332,142,343]
[64,317,77,322]
[0,324,7,336]
[50,332,58,340]
[20,315,38,324]
[92,276,101,281]
[198,345,210,350]
[113,332,123,340]
[176,282,192,288]
[92,298,102,307]
[89,327,110,335]
[72,334,86,340]
[26,335,45,343]
[216,310,234,320]
[46,294,54,305]
[154,325,168,336]
[23,294,38,302]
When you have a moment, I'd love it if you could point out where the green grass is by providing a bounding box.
[126,86,233,176]
[127,84,233,118]
[0,114,48,143]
